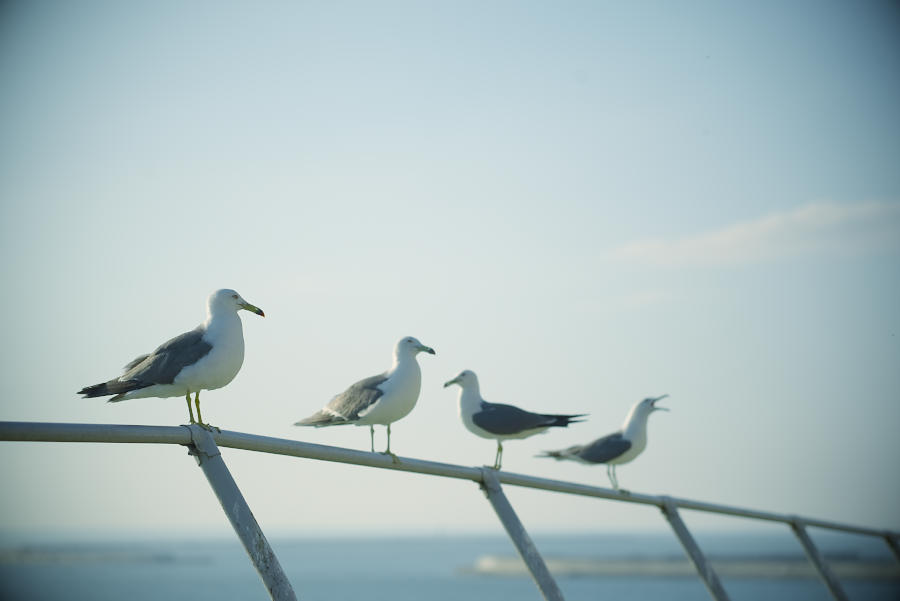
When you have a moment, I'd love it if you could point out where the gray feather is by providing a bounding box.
[539,444,586,460]
[296,373,389,426]
[576,432,632,464]
[472,402,576,435]
[123,354,150,371]
[121,327,212,385]
[78,327,212,401]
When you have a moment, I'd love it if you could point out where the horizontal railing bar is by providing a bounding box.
[0,421,192,445]
[213,428,486,480]
[1,421,895,539]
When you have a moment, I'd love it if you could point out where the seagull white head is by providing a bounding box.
[394,336,435,358]
[639,394,669,414]
[443,369,477,389]
[208,289,265,317]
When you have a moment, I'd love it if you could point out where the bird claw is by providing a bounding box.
[381,451,400,464]
[191,420,220,433]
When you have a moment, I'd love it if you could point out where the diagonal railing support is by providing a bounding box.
[885,533,900,564]
[660,497,730,601]
[790,519,849,601]
[185,425,298,601]
[480,468,565,601]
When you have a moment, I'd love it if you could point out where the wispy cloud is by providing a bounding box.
[613,202,900,266]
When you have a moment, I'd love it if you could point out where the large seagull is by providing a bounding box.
[79,289,265,430]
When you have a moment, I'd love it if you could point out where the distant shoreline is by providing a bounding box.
[466,554,900,581]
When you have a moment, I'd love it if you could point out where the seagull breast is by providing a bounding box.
[176,314,245,391]
[356,358,422,424]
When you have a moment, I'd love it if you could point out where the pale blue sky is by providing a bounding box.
[1,1,899,538]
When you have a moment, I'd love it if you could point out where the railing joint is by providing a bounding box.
[479,466,502,496]
[660,495,678,514]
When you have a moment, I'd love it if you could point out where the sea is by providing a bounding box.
[1,531,897,601]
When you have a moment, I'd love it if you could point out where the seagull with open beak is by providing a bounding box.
[538,395,669,492]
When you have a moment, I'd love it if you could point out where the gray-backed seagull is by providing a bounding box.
[295,336,435,459]
[539,394,669,491]
[78,289,265,430]
[443,369,586,470]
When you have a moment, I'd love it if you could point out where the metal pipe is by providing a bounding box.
[0,421,191,445]
[1,421,896,540]
[790,520,849,601]
[214,428,486,481]
[185,425,298,601]
[480,468,565,601]
[885,534,900,563]
[661,497,731,601]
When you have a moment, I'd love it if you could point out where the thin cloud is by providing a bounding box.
[613,202,900,266]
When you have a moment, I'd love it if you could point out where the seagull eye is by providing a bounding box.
[232,294,238,299]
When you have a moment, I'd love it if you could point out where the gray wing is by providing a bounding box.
[123,354,150,371]
[577,432,632,464]
[122,327,212,385]
[472,402,559,435]
[325,373,389,421]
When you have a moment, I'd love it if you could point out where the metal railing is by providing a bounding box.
[2,421,898,601]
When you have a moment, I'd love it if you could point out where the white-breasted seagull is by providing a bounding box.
[538,394,669,491]
[78,289,265,430]
[443,369,586,470]
[294,336,435,459]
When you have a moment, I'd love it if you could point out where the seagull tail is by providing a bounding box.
[537,443,584,460]
[78,379,152,401]
[536,449,568,461]
[293,411,351,427]
[547,413,589,428]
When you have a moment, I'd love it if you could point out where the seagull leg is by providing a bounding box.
[194,392,220,433]
[608,465,628,494]
[493,441,503,470]
[185,392,196,424]
[380,424,400,464]
[369,425,375,453]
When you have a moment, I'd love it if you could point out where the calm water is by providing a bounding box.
[1,532,897,601]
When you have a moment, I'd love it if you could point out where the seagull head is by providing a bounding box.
[443,369,477,390]
[209,289,265,317]
[644,394,669,413]
[395,336,435,358]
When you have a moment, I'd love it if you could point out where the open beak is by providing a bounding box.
[240,301,265,317]
[443,376,460,388]
[651,394,670,411]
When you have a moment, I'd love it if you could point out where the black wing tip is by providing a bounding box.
[294,413,353,427]
[78,380,152,399]
[536,450,565,460]
[548,413,589,427]
[77,383,108,398]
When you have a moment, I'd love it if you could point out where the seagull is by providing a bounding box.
[443,370,586,470]
[294,336,435,459]
[78,289,265,430]
[538,394,669,491]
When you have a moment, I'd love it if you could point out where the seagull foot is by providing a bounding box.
[617,488,631,496]
[197,422,221,433]
[381,451,401,464]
